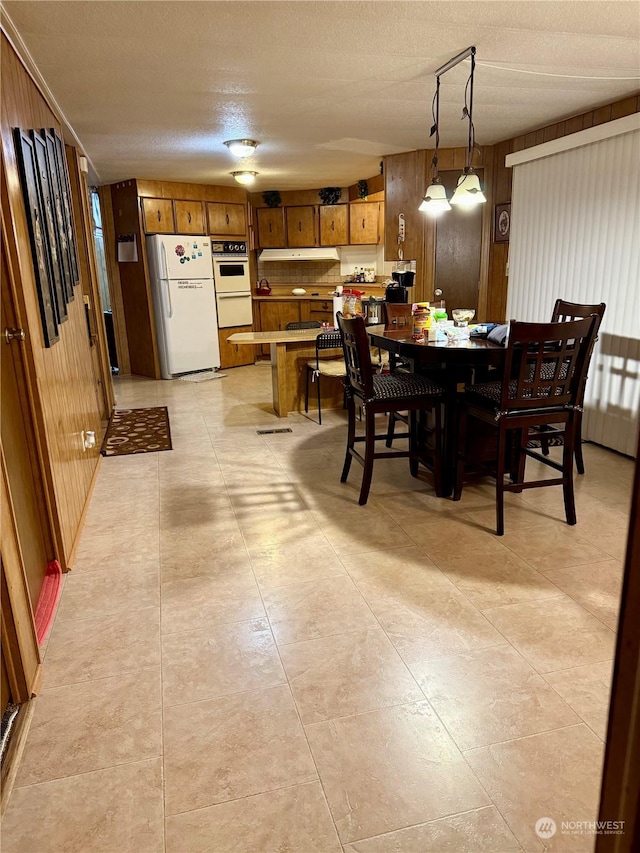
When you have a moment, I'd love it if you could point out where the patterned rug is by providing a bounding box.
[101,406,172,457]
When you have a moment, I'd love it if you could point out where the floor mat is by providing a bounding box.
[178,371,226,382]
[101,406,172,457]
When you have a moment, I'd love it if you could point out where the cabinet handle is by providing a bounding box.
[157,210,161,221]
[362,218,365,229]
[269,222,272,232]
[331,220,334,230]
[298,221,302,231]
[226,213,230,225]
[188,212,191,223]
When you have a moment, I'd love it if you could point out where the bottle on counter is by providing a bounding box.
[412,302,431,340]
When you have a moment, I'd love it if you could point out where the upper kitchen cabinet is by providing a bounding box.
[286,205,318,247]
[174,199,205,234]
[319,204,349,246]
[256,207,286,248]
[142,197,175,234]
[207,202,247,236]
[349,201,382,244]
[384,150,427,261]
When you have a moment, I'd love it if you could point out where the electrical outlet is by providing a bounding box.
[81,430,96,451]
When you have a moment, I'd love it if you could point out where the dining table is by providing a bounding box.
[367,325,507,496]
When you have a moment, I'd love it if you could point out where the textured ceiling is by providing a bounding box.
[3,1,639,189]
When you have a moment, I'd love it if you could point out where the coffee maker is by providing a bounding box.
[385,266,415,303]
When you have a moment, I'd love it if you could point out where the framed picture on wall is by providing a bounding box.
[494,202,511,243]
[43,129,74,303]
[30,129,67,324]
[13,129,59,347]
[50,128,79,289]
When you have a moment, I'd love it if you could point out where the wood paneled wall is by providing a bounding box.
[1,33,107,569]
[484,94,640,321]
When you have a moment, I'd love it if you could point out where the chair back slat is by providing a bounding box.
[314,330,343,370]
[551,299,606,325]
[285,320,322,331]
[336,313,375,398]
[501,317,597,411]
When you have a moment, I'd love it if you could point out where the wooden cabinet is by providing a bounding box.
[257,300,301,355]
[207,202,247,236]
[218,325,255,368]
[174,200,205,234]
[319,205,348,245]
[349,202,381,244]
[384,150,427,261]
[302,299,334,325]
[286,206,318,248]
[141,198,175,234]
[256,208,286,248]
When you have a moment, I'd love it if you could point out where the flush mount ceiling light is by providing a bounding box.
[224,139,259,157]
[420,46,486,213]
[232,171,258,185]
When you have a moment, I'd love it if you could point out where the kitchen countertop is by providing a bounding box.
[252,294,337,302]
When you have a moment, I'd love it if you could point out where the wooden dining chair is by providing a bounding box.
[337,312,444,505]
[453,316,597,535]
[537,299,606,473]
[285,320,322,331]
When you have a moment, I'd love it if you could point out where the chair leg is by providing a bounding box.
[317,374,322,425]
[409,411,419,477]
[340,394,356,483]
[385,412,396,448]
[358,407,376,505]
[305,367,310,414]
[562,416,578,525]
[452,406,467,502]
[495,428,507,536]
[574,410,585,475]
[433,402,444,498]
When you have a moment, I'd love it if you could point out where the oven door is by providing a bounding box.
[213,259,251,293]
[216,291,254,327]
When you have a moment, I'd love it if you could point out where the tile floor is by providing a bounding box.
[2,364,634,853]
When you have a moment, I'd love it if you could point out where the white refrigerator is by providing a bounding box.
[146,235,221,379]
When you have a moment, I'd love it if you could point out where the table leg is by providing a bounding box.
[270,343,288,418]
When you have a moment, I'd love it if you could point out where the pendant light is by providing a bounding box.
[419,77,451,216]
[450,49,486,207]
[224,139,259,157]
[232,171,258,185]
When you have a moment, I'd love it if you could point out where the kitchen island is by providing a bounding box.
[226,328,344,417]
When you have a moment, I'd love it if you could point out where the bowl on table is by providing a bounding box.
[452,308,475,327]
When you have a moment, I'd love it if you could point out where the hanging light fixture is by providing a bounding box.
[450,48,486,207]
[224,139,259,157]
[419,77,450,215]
[231,171,258,185]
[418,46,486,213]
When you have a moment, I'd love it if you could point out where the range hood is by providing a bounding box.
[259,247,340,262]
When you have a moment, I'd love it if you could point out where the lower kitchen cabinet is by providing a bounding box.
[218,325,255,368]
[302,299,334,325]
[257,300,301,355]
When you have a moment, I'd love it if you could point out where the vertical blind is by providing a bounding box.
[507,128,640,457]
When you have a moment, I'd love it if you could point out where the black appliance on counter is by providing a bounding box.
[385,270,415,303]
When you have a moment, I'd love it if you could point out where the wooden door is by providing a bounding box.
[319,205,348,245]
[1,239,52,608]
[175,200,205,234]
[286,206,318,247]
[349,202,380,244]
[433,170,483,313]
[207,202,247,236]
[142,198,175,234]
[256,208,286,248]
[1,449,41,704]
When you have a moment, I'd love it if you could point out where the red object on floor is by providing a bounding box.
[34,560,62,645]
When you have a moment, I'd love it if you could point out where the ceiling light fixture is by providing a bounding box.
[232,171,258,185]
[420,46,486,213]
[419,77,450,215]
[224,139,259,157]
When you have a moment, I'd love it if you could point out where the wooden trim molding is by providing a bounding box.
[505,113,640,167]
[596,429,640,852]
